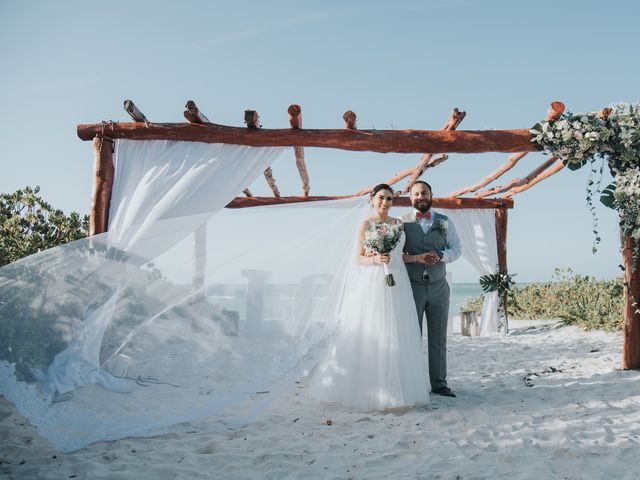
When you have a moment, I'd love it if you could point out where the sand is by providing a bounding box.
[2,319,640,479]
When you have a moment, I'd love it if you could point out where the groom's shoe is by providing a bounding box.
[431,387,456,398]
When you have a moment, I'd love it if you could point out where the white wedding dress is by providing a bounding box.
[307,220,429,411]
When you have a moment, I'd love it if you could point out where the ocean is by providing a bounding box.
[205,282,485,321]
[449,283,484,317]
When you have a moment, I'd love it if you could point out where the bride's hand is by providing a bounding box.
[375,254,391,265]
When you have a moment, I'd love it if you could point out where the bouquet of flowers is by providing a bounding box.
[362,222,404,286]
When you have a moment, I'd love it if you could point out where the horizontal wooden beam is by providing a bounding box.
[225,195,513,209]
[77,122,538,154]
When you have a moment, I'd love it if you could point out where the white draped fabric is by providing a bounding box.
[109,140,284,253]
[0,140,502,452]
[43,141,286,396]
[438,209,500,336]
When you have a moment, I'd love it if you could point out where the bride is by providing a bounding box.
[307,184,430,411]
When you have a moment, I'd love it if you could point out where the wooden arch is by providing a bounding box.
[77,101,639,370]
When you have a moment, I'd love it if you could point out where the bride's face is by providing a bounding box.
[372,189,393,215]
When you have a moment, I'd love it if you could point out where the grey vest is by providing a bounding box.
[403,212,448,283]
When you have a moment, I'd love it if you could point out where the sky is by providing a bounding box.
[1,0,638,282]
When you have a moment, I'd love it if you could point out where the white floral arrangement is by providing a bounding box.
[436,218,448,235]
[614,168,640,244]
[531,103,640,260]
[362,222,404,286]
[530,111,612,167]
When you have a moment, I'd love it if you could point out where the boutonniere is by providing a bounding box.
[436,218,448,235]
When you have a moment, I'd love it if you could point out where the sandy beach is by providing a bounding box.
[2,319,639,479]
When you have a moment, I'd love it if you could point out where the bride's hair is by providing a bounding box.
[370,183,393,198]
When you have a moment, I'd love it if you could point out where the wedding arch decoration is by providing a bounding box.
[72,99,640,371]
[0,100,638,453]
[76,99,639,363]
[530,102,640,369]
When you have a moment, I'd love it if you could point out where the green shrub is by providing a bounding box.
[461,268,624,331]
[0,186,88,267]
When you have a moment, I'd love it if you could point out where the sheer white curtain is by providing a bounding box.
[109,140,284,253]
[439,208,499,336]
[0,141,371,452]
[0,140,504,452]
[45,140,286,395]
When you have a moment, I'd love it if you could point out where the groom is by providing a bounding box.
[402,181,462,398]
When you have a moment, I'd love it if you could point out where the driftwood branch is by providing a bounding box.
[244,109,279,196]
[474,157,558,198]
[263,167,280,197]
[288,104,302,128]
[226,195,513,209]
[293,147,310,196]
[401,108,466,193]
[77,122,537,154]
[288,104,310,196]
[501,159,565,198]
[244,110,260,129]
[356,108,465,197]
[242,188,253,197]
[123,100,148,124]
[184,100,210,123]
[449,152,529,198]
[343,110,357,130]
[355,155,448,197]
[546,101,565,121]
[449,102,566,198]
[354,167,414,196]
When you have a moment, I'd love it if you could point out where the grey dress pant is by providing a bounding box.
[410,277,449,390]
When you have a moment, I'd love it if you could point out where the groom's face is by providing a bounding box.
[410,183,432,213]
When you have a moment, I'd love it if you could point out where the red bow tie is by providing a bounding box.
[416,211,432,221]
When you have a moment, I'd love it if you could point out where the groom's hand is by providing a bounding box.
[423,252,440,265]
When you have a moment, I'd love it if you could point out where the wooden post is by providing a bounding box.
[89,136,115,235]
[623,236,640,369]
[495,207,509,332]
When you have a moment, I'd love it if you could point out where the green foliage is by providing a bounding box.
[600,181,617,209]
[0,186,88,267]
[461,269,624,331]
[511,268,624,330]
[479,271,517,297]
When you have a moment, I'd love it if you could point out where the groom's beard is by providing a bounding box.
[412,198,432,213]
